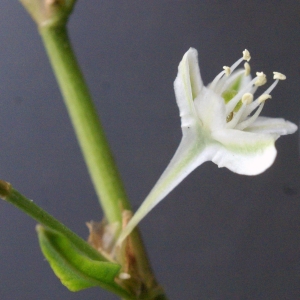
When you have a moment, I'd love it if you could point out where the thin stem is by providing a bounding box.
[38,24,168,299]
[39,25,130,225]
[0,180,106,261]
[118,137,210,245]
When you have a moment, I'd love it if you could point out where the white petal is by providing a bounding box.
[245,116,298,135]
[184,48,203,97]
[194,88,227,131]
[174,48,203,128]
[211,129,277,175]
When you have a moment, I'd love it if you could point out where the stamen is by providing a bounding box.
[244,62,251,76]
[241,81,278,120]
[226,101,248,129]
[255,72,267,86]
[229,57,244,73]
[243,49,251,61]
[273,72,286,80]
[249,82,258,94]
[260,79,279,95]
[211,50,251,93]
[223,66,231,76]
[209,70,226,91]
[218,69,245,94]
[258,94,272,103]
[225,76,260,115]
[242,93,253,105]
[235,102,265,130]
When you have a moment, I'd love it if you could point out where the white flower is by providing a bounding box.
[118,48,297,244]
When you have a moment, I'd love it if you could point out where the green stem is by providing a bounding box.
[39,25,130,225]
[18,2,169,298]
[0,180,106,261]
[118,138,208,244]
[38,24,167,299]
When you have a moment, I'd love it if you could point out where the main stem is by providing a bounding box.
[38,24,167,299]
[39,25,129,224]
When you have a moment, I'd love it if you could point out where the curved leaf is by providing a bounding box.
[36,225,132,298]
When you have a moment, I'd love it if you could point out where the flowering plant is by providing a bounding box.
[0,1,298,299]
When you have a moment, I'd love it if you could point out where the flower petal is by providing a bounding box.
[194,88,227,131]
[174,48,203,128]
[245,116,298,135]
[211,129,278,175]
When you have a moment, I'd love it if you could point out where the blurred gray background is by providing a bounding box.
[0,1,299,299]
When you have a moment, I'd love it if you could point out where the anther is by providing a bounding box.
[244,62,251,76]
[226,112,234,123]
[223,66,231,76]
[273,72,286,80]
[255,72,267,86]
[242,93,253,105]
[258,94,272,103]
[243,49,251,61]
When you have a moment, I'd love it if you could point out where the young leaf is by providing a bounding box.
[36,225,132,299]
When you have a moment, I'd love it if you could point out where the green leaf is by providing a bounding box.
[36,225,132,298]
